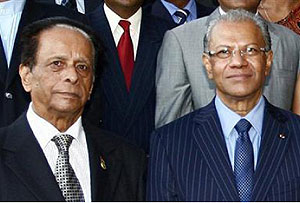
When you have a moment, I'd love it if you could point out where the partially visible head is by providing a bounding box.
[19,17,102,122]
[202,9,273,103]
[218,0,261,13]
[104,0,143,18]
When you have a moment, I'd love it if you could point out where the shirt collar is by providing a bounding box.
[104,3,142,36]
[161,0,197,19]
[26,102,84,149]
[215,95,265,139]
[0,0,25,15]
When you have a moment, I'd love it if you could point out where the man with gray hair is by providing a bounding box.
[147,9,300,201]
[155,0,300,128]
[0,17,146,201]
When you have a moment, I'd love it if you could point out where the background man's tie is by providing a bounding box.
[117,20,134,91]
[234,119,254,202]
[174,9,190,25]
[52,134,85,202]
[61,0,77,11]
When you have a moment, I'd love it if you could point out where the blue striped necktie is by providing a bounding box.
[234,119,254,202]
[174,9,190,25]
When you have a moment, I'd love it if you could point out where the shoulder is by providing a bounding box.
[268,21,300,43]
[154,102,214,137]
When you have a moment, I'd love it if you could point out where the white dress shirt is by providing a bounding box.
[26,103,91,202]
[0,0,25,66]
[55,0,85,14]
[103,3,142,60]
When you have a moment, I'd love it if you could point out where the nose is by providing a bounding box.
[228,50,248,68]
[62,64,79,84]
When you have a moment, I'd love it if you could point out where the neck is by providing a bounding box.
[217,91,262,117]
[32,105,82,132]
[260,0,299,9]
[166,0,190,9]
[106,3,140,19]
[259,0,299,22]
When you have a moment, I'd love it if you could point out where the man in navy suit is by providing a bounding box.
[147,9,300,201]
[0,17,146,201]
[0,0,88,128]
[150,0,215,26]
[84,0,172,153]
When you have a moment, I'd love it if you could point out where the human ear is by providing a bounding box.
[264,50,273,76]
[202,53,214,79]
[19,64,33,93]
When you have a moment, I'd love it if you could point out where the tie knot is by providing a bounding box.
[174,9,190,24]
[119,20,131,32]
[52,134,74,152]
[235,119,252,134]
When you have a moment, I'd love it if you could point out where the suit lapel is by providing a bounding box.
[0,35,8,84]
[6,1,46,89]
[252,101,291,201]
[2,114,64,201]
[84,124,123,201]
[192,100,240,201]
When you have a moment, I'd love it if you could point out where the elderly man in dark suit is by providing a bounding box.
[84,0,172,153]
[0,17,146,202]
[147,9,300,201]
[0,0,88,128]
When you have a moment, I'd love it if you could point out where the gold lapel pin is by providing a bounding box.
[278,134,286,139]
[100,156,107,170]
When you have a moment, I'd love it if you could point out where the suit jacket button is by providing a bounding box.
[99,119,103,123]
[5,92,13,99]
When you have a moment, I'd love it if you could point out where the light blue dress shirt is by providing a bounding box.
[160,0,197,24]
[0,0,25,66]
[215,95,265,171]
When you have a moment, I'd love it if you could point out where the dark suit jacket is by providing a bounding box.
[0,0,88,128]
[0,113,146,201]
[84,3,172,153]
[34,0,101,13]
[150,0,215,27]
[147,98,300,201]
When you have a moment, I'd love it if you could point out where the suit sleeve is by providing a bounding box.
[155,30,193,128]
[146,131,178,201]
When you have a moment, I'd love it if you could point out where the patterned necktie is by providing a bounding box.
[61,0,77,11]
[234,119,254,202]
[174,9,190,25]
[117,20,134,91]
[52,134,85,202]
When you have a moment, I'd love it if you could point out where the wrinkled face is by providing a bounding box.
[202,20,273,102]
[20,27,94,118]
[218,0,261,13]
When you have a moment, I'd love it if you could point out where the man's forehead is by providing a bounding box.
[210,20,263,44]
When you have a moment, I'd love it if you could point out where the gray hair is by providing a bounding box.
[203,9,271,53]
